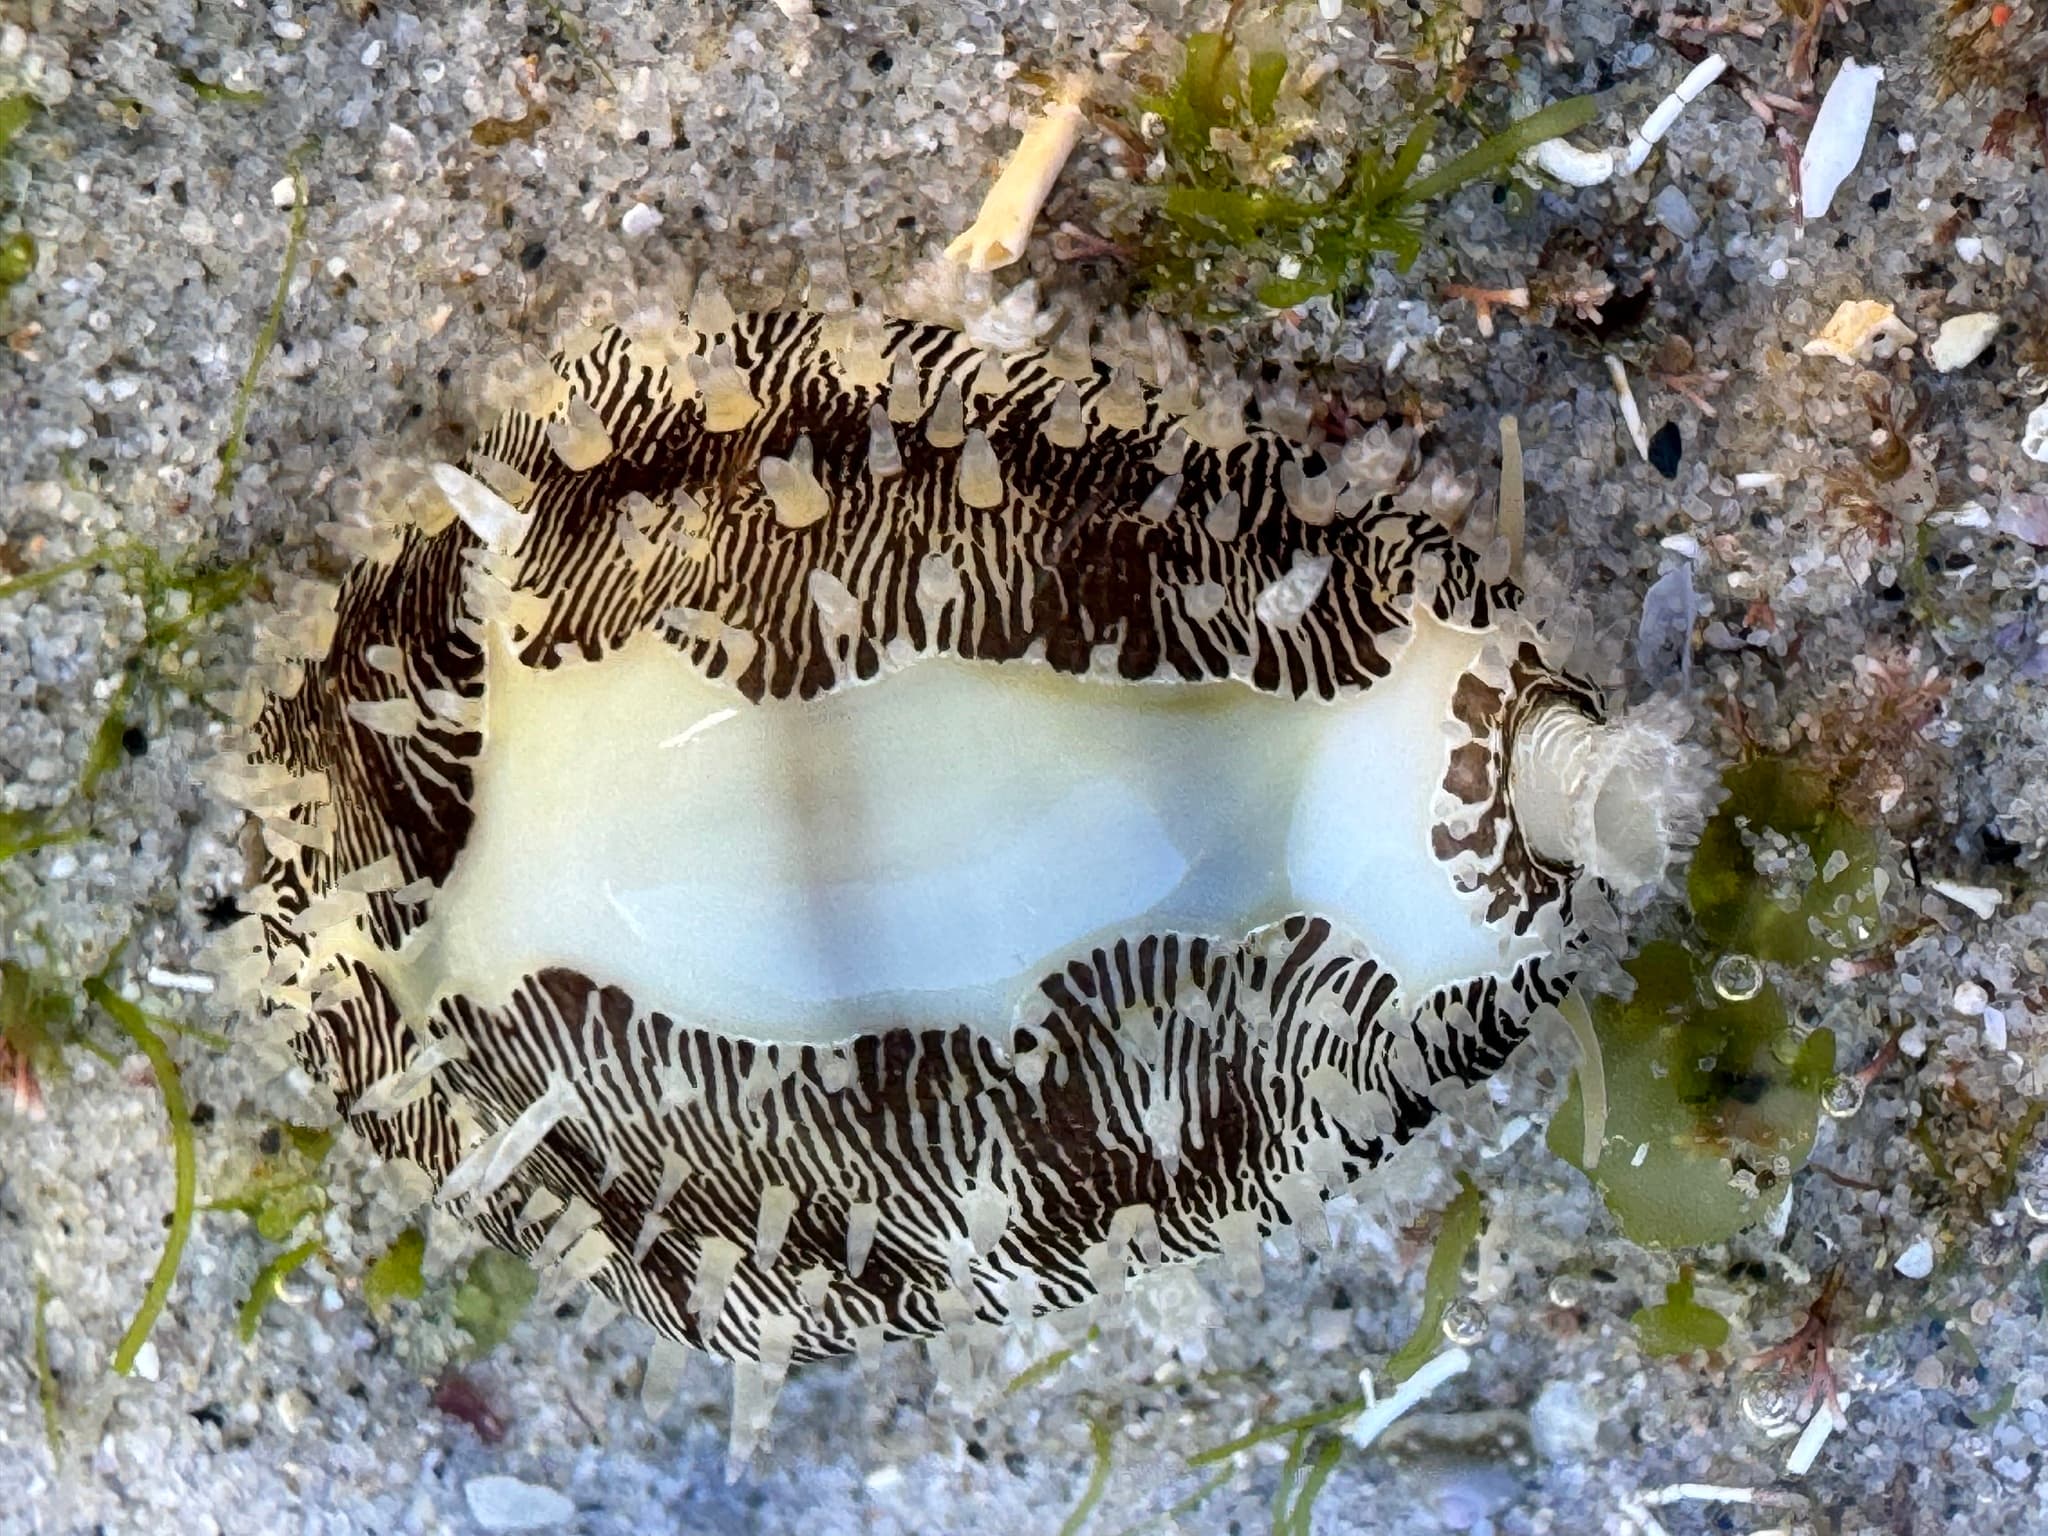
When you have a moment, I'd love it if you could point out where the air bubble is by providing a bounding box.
[1820,1074,1865,1119]
[1439,1297,1488,1347]
[1546,1274,1584,1310]
[1710,952,1764,1002]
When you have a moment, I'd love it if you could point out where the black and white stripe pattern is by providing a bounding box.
[239,306,1596,1365]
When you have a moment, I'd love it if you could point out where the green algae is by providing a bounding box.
[0,93,38,154]
[1689,758,1883,964]
[1631,1266,1731,1357]
[215,145,312,499]
[2,959,81,1083]
[1272,1430,1344,1536]
[365,1228,429,1318]
[0,94,40,303]
[237,1238,324,1342]
[452,1248,540,1356]
[206,1124,335,1244]
[0,229,35,297]
[1548,941,1835,1247]
[1179,1175,1486,1530]
[0,541,258,865]
[1058,1418,1116,1536]
[1127,31,1595,316]
[174,69,267,107]
[34,1277,60,1458]
[1548,754,1888,1247]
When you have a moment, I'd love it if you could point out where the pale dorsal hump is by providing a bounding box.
[228,298,1682,1436]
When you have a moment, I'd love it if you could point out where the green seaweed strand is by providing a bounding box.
[215,144,313,499]
[1188,1394,1363,1467]
[86,977,197,1376]
[34,1276,61,1456]
[1384,1171,1484,1382]
[1277,1434,1344,1536]
[1392,94,1601,209]
[1058,1419,1116,1536]
[0,545,127,603]
[238,1238,325,1342]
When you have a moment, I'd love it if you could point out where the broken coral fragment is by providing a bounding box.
[1928,311,2000,373]
[1803,299,1912,365]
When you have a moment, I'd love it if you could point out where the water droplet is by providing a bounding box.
[1546,1274,1584,1310]
[1737,1369,1798,1433]
[1440,1297,1488,1347]
[1820,1074,1865,1119]
[1710,952,1764,1003]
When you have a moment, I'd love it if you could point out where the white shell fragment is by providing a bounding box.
[2022,402,2048,466]
[1803,299,1913,366]
[1894,1237,1935,1279]
[1927,879,2002,920]
[1800,60,1883,220]
[1928,312,2000,373]
[1605,355,1651,460]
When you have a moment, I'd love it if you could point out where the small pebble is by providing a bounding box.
[1929,312,1999,372]
[1646,421,1682,480]
[1895,1238,1935,1280]
[1649,184,1701,241]
[1531,1380,1601,1461]
[465,1476,577,1532]
[270,176,298,209]
[620,202,663,238]
[1952,981,1989,1017]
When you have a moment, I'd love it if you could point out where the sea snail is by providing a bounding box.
[217,296,1701,1403]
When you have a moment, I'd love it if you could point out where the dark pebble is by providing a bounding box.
[1647,420,1682,479]
[519,240,547,271]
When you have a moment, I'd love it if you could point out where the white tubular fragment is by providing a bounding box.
[945,80,1090,273]
[1621,55,1728,173]
[1528,136,1621,189]
[1347,1346,1474,1451]
[1606,355,1651,461]
[1509,696,1711,896]
[1526,53,1727,188]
